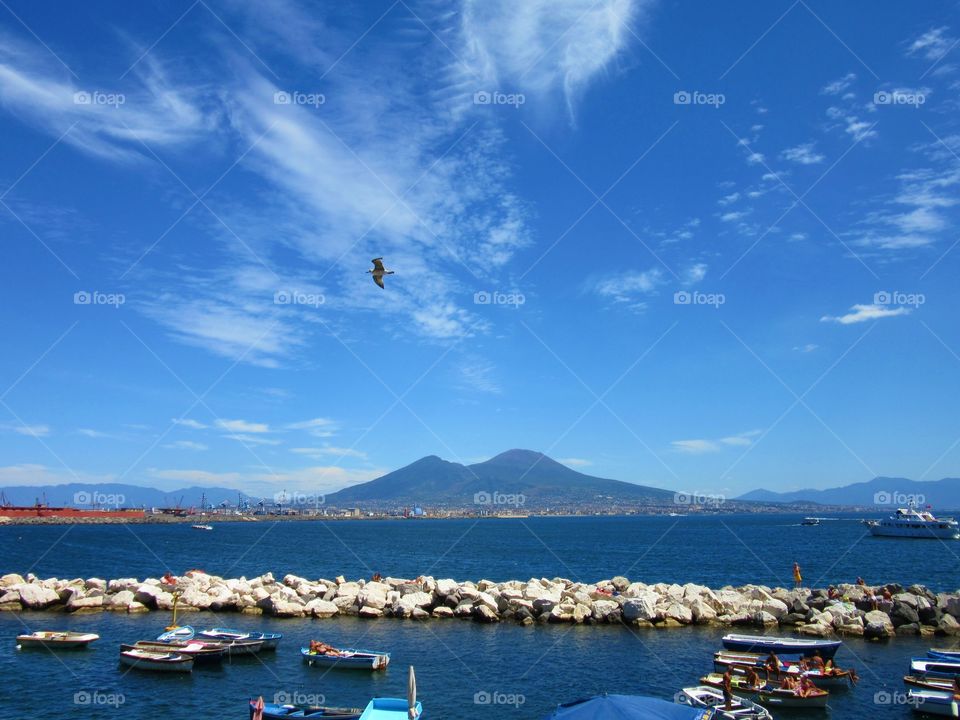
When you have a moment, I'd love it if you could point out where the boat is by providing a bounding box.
[118,648,194,672]
[355,667,421,720]
[675,686,772,720]
[248,699,363,719]
[196,627,282,650]
[911,657,960,678]
[699,673,830,708]
[801,517,821,526]
[121,641,227,663]
[864,503,959,539]
[301,646,390,670]
[546,694,711,720]
[907,690,959,717]
[721,633,842,659]
[191,524,213,531]
[15,631,100,649]
[904,675,957,692]
[713,651,856,688]
[931,650,960,661]
[158,625,195,642]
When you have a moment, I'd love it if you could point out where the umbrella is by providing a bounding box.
[251,696,264,720]
[544,694,710,720]
[408,666,418,719]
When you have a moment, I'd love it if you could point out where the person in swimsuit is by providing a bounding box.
[722,669,734,711]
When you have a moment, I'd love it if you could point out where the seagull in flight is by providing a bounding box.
[367,257,394,289]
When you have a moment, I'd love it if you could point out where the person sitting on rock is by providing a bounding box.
[856,576,865,586]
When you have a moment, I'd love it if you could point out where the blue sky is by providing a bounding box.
[1,0,959,498]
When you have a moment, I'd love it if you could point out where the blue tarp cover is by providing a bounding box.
[544,695,710,720]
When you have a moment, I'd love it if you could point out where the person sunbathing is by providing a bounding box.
[798,677,816,698]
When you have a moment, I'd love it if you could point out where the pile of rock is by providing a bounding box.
[1,572,957,638]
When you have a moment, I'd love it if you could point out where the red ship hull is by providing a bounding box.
[0,506,145,519]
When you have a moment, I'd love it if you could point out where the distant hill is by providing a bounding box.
[737,476,960,509]
[0,483,253,509]
[323,449,678,506]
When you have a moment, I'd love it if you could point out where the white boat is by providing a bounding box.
[676,686,772,720]
[16,631,100,649]
[864,503,959,539]
[119,648,194,672]
[191,524,213,531]
[908,690,959,717]
[801,517,820,526]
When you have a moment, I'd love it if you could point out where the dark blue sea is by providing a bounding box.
[1,513,957,718]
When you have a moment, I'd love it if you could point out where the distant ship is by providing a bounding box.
[801,517,821,526]
[864,503,959,539]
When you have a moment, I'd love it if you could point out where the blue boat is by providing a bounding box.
[197,627,282,650]
[721,633,842,659]
[249,698,363,719]
[911,656,960,678]
[357,667,421,720]
[158,625,195,642]
[930,649,960,661]
[545,694,711,720]
[301,646,390,671]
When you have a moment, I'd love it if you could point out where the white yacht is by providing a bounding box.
[865,503,959,539]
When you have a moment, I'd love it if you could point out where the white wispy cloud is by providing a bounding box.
[457,359,502,394]
[172,418,208,430]
[672,430,761,454]
[782,142,825,165]
[821,72,857,95]
[223,434,282,446]
[285,418,338,437]
[906,27,957,62]
[820,303,912,324]
[558,457,592,467]
[216,418,270,434]
[292,446,366,460]
[6,424,50,437]
[164,440,208,451]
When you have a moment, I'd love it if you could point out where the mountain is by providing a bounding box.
[737,477,960,509]
[323,449,677,506]
[0,483,253,509]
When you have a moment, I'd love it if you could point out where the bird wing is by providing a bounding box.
[371,258,385,272]
[373,274,385,289]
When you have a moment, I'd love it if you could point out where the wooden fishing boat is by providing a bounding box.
[197,627,282,650]
[301,646,390,670]
[712,651,855,688]
[157,626,195,642]
[248,699,363,719]
[721,634,842,659]
[911,657,960,678]
[157,626,261,655]
[699,673,830,709]
[118,648,193,673]
[907,690,959,717]
[15,631,100,649]
[675,686,772,720]
[121,641,227,663]
[904,675,956,692]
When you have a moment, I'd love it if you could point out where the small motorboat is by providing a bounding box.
[191,524,213,531]
[196,627,282,650]
[675,686,772,720]
[249,699,364,719]
[16,631,100,649]
[301,645,390,670]
[904,675,957,692]
[356,667,421,719]
[158,625,195,642]
[122,640,227,663]
[699,673,830,709]
[911,657,960,678]
[546,694,711,720]
[713,651,856,689]
[907,689,959,717]
[721,634,842,659]
[801,517,821,526]
[931,649,960,661]
[119,648,194,673]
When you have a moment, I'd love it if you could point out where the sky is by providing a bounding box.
[0,0,959,499]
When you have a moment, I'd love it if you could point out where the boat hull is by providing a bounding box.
[197,628,281,651]
[911,658,960,678]
[675,686,771,720]
[249,701,364,719]
[868,524,959,539]
[700,675,829,709]
[119,651,193,673]
[301,648,390,671]
[122,642,226,663]
[358,698,422,720]
[721,634,841,659]
[713,652,853,689]
[908,690,959,717]
[16,632,99,649]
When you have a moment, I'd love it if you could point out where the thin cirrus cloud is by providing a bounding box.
[820,303,911,325]
[671,430,761,455]
[781,143,824,165]
[292,446,367,460]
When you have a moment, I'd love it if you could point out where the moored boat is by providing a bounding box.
[907,690,959,717]
[699,673,830,709]
[354,666,421,720]
[301,646,390,670]
[864,503,959,539]
[197,627,282,650]
[546,694,711,720]
[118,648,193,673]
[911,657,960,678]
[904,675,957,692]
[721,634,842,659]
[713,651,856,688]
[158,626,195,642]
[675,686,772,720]
[249,698,363,719]
[121,640,227,663]
[15,631,100,649]
[931,650,960,661]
